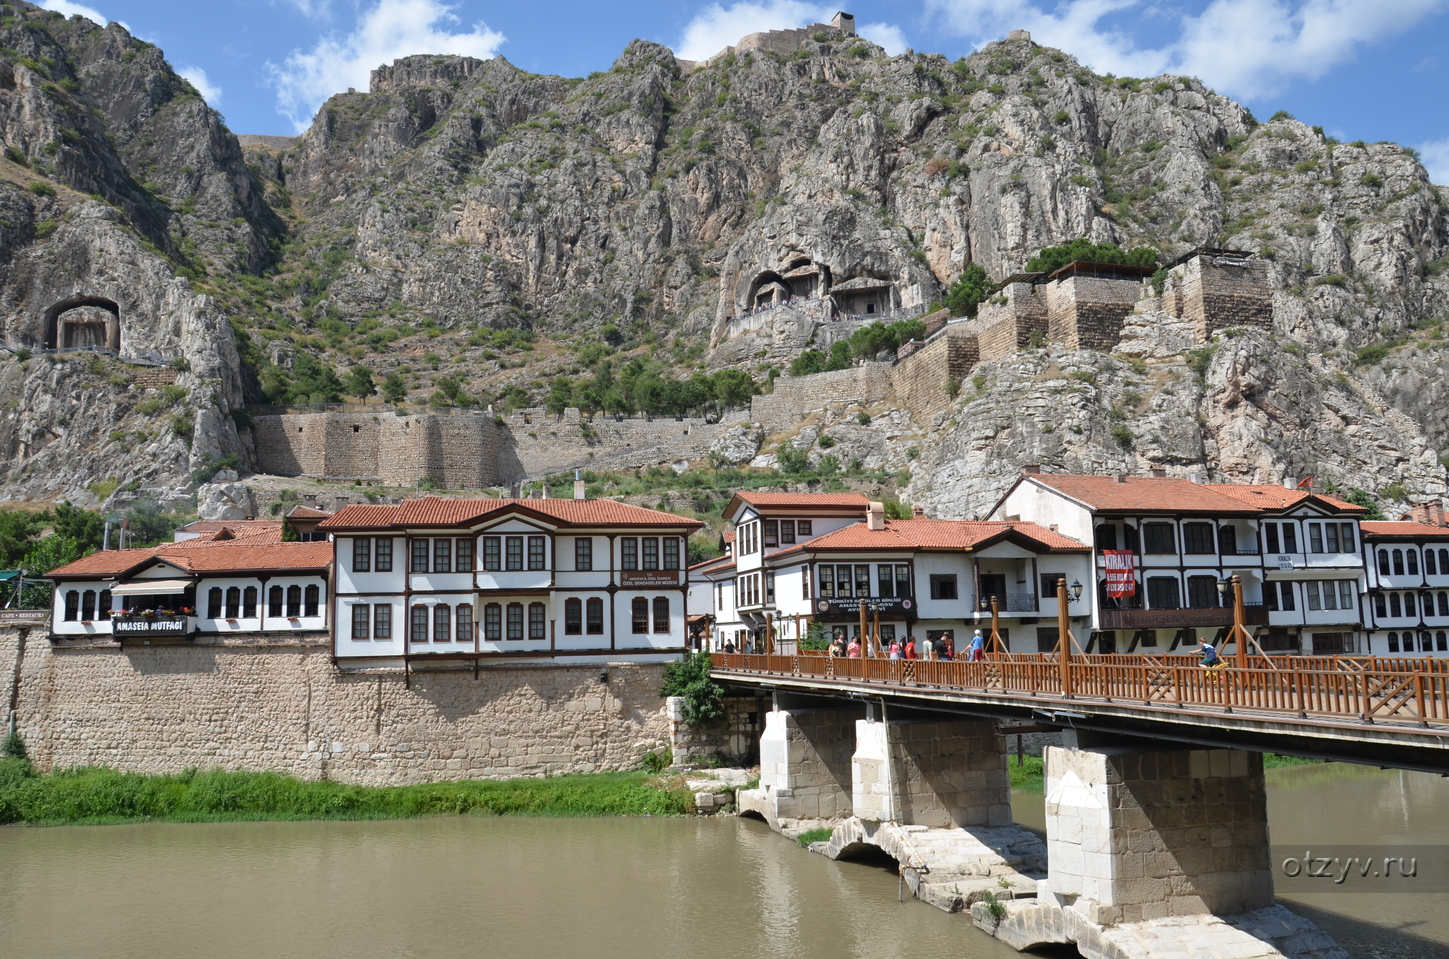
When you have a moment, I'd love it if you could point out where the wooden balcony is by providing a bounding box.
[1098,604,1269,630]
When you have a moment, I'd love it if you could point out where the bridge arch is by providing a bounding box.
[43,296,121,351]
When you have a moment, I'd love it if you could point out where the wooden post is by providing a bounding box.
[765,615,774,656]
[1233,574,1247,670]
[990,597,1003,658]
[1058,578,1072,697]
[872,606,882,657]
[858,600,868,656]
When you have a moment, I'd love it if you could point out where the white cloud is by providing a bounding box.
[178,66,221,104]
[267,0,505,132]
[860,21,909,56]
[39,0,129,31]
[278,0,332,17]
[925,0,1447,99]
[1421,137,1449,186]
[677,1,834,60]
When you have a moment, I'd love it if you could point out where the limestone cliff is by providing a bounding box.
[0,2,1447,508]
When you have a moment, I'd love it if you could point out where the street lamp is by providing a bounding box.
[1069,580,1084,602]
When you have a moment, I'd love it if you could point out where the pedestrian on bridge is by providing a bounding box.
[847,637,862,658]
[1198,640,1223,669]
[970,629,986,661]
[904,636,917,659]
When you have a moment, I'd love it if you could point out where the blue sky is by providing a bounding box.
[40,0,1449,182]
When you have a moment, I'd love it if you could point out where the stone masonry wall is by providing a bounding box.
[1044,275,1142,351]
[9,629,671,784]
[977,281,1049,361]
[252,412,505,487]
[891,331,978,423]
[1175,255,1273,340]
[751,363,894,432]
[667,691,770,766]
[1045,744,1273,924]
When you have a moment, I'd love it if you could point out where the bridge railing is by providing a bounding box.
[709,654,1449,726]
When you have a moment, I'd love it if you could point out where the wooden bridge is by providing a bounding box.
[711,653,1449,773]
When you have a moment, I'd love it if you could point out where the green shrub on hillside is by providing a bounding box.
[1026,240,1158,275]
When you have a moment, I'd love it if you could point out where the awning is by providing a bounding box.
[110,578,194,596]
[0,570,20,582]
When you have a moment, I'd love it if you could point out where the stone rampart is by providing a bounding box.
[1172,254,1272,340]
[1044,275,1141,351]
[751,363,894,431]
[891,330,977,422]
[8,628,671,784]
[252,411,505,487]
[506,407,749,477]
[977,282,1049,361]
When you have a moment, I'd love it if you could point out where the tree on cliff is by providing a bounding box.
[944,263,993,317]
[1026,240,1159,275]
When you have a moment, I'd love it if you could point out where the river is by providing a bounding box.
[1,764,1446,959]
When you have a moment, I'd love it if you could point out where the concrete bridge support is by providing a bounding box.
[1044,735,1274,925]
[852,710,1013,828]
[745,704,860,827]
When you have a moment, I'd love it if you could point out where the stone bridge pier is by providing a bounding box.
[1043,732,1273,924]
[746,698,861,829]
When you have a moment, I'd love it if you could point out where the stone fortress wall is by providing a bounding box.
[247,254,1273,485]
[2,626,673,784]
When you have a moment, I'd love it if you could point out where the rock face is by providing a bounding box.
[0,2,1446,506]
[196,480,255,521]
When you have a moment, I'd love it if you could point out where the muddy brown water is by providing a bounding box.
[1,765,1445,959]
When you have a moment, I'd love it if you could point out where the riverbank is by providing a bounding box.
[0,759,694,825]
[1006,752,1322,794]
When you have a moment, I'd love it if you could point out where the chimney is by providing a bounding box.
[1150,467,1166,478]
[1283,477,1297,490]
[866,501,885,530]
[573,468,586,501]
[1115,474,1128,484]
[541,483,549,499]
[912,505,925,518]
[1022,464,1040,475]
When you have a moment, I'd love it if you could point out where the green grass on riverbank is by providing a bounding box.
[1008,753,1323,795]
[0,759,694,826]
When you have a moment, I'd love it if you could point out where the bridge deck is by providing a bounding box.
[711,653,1449,771]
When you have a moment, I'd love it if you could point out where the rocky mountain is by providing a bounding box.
[0,1,1446,513]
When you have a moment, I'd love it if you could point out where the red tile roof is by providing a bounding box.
[769,519,1087,558]
[1025,475,1258,514]
[1361,521,1449,539]
[47,541,332,579]
[178,520,282,535]
[285,506,333,519]
[319,496,701,531]
[1206,484,1364,513]
[726,491,871,518]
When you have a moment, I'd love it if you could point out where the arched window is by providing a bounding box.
[1440,549,1449,574]
[433,604,451,643]
[269,586,284,617]
[484,603,502,641]
[564,598,582,635]
[410,605,428,643]
[304,585,320,617]
[456,604,473,642]
[653,596,670,634]
[1440,592,1449,617]
[225,587,240,618]
[286,585,302,617]
[529,603,546,640]
[98,589,111,620]
[81,590,96,621]
[1404,632,1416,652]
[1404,592,1416,617]
[1438,631,1447,652]
[1393,550,1405,576]
[1375,594,1387,617]
[243,587,257,618]
[63,590,79,621]
[1378,549,1391,574]
[1390,593,1403,617]
[631,598,649,634]
[1408,550,1420,576]
[586,598,604,635]
[1388,631,1400,652]
[1422,631,1433,653]
[506,602,524,640]
[1428,550,1439,576]
[207,588,223,619]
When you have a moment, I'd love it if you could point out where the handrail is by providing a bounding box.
[709,653,1449,726]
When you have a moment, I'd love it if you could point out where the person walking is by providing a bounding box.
[970,629,986,661]
[847,637,862,658]
[888,638,902,660]
[904,635,917,660]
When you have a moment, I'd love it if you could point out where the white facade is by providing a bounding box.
[1360,525,1449,657]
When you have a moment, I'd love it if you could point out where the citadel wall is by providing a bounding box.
[750,363,894,431]
[891,331,978,422]
[1044,275,1142,351]
[6,628,671,784]
[252,412,505,487]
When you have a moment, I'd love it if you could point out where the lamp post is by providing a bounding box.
[773,609,783,655]
[990,596,1001,657]
[869,601,882,657]
[1058,578,1071,696]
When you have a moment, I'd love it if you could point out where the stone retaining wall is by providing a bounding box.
[7,628,671,784]
[891,331,977,422]
[751,364,894,431]
[252,411,505,487]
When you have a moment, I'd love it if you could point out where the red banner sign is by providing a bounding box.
[1103,550,1136,597]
